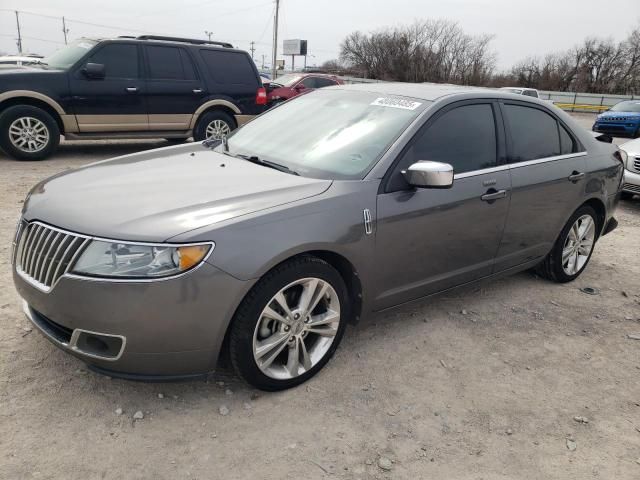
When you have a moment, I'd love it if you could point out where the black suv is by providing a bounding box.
[0,35,267,160]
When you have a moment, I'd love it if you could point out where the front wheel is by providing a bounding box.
[536,205,598,283]
[0,105,60,160]
[229,256,349,391]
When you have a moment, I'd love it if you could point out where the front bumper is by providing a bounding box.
[622,168,640,195]
[593,122,639,136]
[14,261,253,379]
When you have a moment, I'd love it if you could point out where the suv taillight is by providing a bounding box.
[256,87,267,105]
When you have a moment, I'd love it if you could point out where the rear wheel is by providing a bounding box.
[536,205,598,283]
[229,256,348,391]
[193,110,236,142]
[0,105,60,160]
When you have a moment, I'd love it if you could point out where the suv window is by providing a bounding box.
[146,46,196,80]
[504,104,561,161]
[199,50,257,85]
[314,77,337,88]
[402,103,497,174]
[87,44,138,79]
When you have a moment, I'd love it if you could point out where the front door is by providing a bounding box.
[69,42,147,132]
[143,45,205,131]
[374,101,511,310]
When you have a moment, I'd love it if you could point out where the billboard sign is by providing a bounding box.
[283,39,308,56]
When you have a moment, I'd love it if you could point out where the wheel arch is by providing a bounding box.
[190,100,241,130]
[0,91,69,134]
[581,197,606,237]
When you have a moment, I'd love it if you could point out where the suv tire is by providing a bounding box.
[536,205,598,283]
[193,110,236,141]
[229,255,349,391]
[0,105,60,161]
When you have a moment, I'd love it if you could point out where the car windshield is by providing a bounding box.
[271,74,303,87]
[224,89,428,180]
[610,101,640,113]
[41,39,97,69]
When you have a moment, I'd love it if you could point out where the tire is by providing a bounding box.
[0,105,60,160]
[536,205,598,283]
[229,255,349,391]
[193,110,236,142]
[620,191,635,201]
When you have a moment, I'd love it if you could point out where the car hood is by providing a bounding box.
[597,111,640,120]
[621,137,640,156]
[23,143,332,241]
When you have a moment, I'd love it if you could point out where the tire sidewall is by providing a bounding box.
[229,258,349,391]
[0,105,60,161]
[193,110,236,141]
[549,205,598,282]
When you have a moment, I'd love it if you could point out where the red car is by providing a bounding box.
[266,73,343,106]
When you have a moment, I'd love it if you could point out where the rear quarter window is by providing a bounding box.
[199,50,258,85]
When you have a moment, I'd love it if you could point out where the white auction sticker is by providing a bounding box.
[370,97,422,110]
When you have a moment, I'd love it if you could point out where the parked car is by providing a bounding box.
[266,73,342,106]
[0,54,44,68]
[12,84,623,390]
[500,87,540,98]
[0,36,267,161]
[592,100,640,138]
[619,137,640,199]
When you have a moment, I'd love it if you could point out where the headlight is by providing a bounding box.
[71,240,213,279]
[618,148,629,170]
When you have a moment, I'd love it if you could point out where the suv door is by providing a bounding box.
[494,101,587,272]
[69,43,147,132]
[144,45,204,131]
[374,101,511,310]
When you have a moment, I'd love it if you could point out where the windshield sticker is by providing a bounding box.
[370,97,422,110]
[77,42,94,50]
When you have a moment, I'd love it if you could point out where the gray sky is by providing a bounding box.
[0,0,638,70]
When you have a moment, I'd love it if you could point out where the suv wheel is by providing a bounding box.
[0,105,60,160]
[536,205,598,283]
[229,256,349,391]
[193,110,236,142]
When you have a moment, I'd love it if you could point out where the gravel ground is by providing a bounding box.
[1,114,640,479]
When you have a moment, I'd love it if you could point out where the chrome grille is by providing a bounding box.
[623,183,640,194]
[633,157,640,173]
[15,221,90,292]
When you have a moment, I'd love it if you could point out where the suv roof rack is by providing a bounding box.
[135,35,233,48]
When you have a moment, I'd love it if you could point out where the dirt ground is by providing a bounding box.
[1,113,639,480]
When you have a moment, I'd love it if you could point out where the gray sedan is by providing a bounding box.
[12,83,624,390]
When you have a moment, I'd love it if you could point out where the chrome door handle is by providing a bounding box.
[125,87,138,93]
[568,171,585,182]
[481,189,507,202]
[192,88,203,94]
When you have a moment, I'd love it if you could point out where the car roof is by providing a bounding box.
[84,36,243,52]
[334,82,532,102]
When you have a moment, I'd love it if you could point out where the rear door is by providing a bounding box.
[374,101,511,310]
[143,45,204,131]
[494,101,587,272]
[69,42,147,132]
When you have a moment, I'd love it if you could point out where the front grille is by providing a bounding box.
[633,157,640,173]
[623,183,640,194]
[15,222,90,291]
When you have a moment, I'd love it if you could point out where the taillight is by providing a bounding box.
[256,87,267,105]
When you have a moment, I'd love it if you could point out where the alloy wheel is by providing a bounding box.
[9,117,50,153]
[204,119,231,140]
[562,214,595,275]
[252,277,341,380]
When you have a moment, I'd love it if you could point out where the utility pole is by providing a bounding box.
[261,54,265,69]
[249,41,255,60]
[271,0,280,80]
[15,11,22,54]
[62,16,69,45]
[204,30,213,41]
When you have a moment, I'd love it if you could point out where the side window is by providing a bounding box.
[146,46,196,80]
[503,104,561,162]
[199,50,258,85]
[88,44,138,79]
[301,77,317,88]
[559,123,577,154]
[403,103,497,174]
[314,78,337,88]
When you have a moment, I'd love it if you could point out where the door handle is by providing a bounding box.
[568,171,585,183]
[125,87,138,93]
[192,88,203,94]
[481,189,508,202]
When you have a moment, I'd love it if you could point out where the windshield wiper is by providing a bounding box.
[235,154,299,175]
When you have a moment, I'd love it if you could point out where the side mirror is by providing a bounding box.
[402,161,454,189]
[82,62,105,79]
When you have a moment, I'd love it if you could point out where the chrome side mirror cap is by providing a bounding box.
[402,161,454,189]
